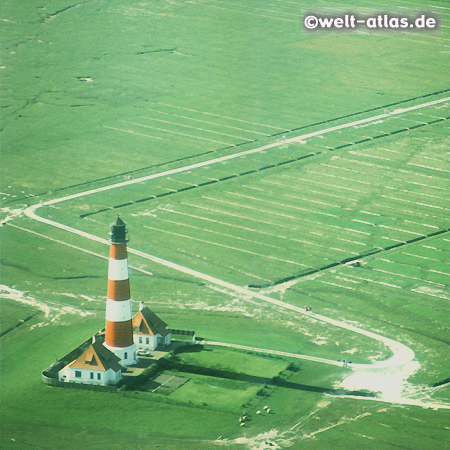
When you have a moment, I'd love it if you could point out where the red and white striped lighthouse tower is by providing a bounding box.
[103,217,137,366]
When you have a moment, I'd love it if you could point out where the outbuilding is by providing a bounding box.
[132,302,171,351]
[58,341,123,386]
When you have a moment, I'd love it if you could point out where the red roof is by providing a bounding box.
[69,342,122,372]
[132,307,169,337]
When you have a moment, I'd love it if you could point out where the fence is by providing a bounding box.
[41,330,111,391]
[169,329,195,337]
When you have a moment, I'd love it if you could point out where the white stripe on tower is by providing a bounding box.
[103,216,137,367]
[108,258,129,281]
[105,299,132,322]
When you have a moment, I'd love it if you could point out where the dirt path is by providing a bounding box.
[8,94,449,409]
[20,95,450,209]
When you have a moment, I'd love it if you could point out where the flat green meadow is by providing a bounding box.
[1,0,449,449]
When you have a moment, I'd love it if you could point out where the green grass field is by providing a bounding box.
[1,0,449,449]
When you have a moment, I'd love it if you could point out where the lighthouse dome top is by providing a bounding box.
[109,216,129,244]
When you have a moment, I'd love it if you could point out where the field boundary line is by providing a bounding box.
[103,126,163,141]
[140,116,255,141]
[11,95,450,410]
[201,339,450,409]
[200,340,343,366]
[26,95,450,208]
[6,223,154,277]
[157,102,287,130]
[8,218,408,368]
[4,91,447,207]
[144,108,271,136]
[22,207,415,372]
[119,120,234,146]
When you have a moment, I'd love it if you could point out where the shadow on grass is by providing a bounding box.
[152,357,375,398]
[173,343,211,354]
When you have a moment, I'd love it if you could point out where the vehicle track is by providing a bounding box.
[11,95,450,409]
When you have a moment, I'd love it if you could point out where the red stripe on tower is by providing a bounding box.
[103,217,137,366]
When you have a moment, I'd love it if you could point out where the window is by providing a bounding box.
[124,352,128,359]
[139,337,142,344]
[146,337,149,344]
[90,372,94,379]
[97,373,101,380]
[75,371,82,378]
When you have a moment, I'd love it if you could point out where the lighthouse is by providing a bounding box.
[103,217,137,366]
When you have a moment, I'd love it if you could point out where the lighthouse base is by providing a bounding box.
[103,342,137,367]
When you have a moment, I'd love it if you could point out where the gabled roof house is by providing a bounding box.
[132,302,171,351]
[59,340,123,386]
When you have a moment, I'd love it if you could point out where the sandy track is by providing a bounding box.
[12,95,450,409]
[32,96,450,208]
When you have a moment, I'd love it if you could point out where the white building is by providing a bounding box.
[132,303,171,351]
[58,341,123,386]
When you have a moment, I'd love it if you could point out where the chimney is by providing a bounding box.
[139,301,145,312]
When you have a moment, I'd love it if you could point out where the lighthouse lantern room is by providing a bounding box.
[103,217,137,366]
